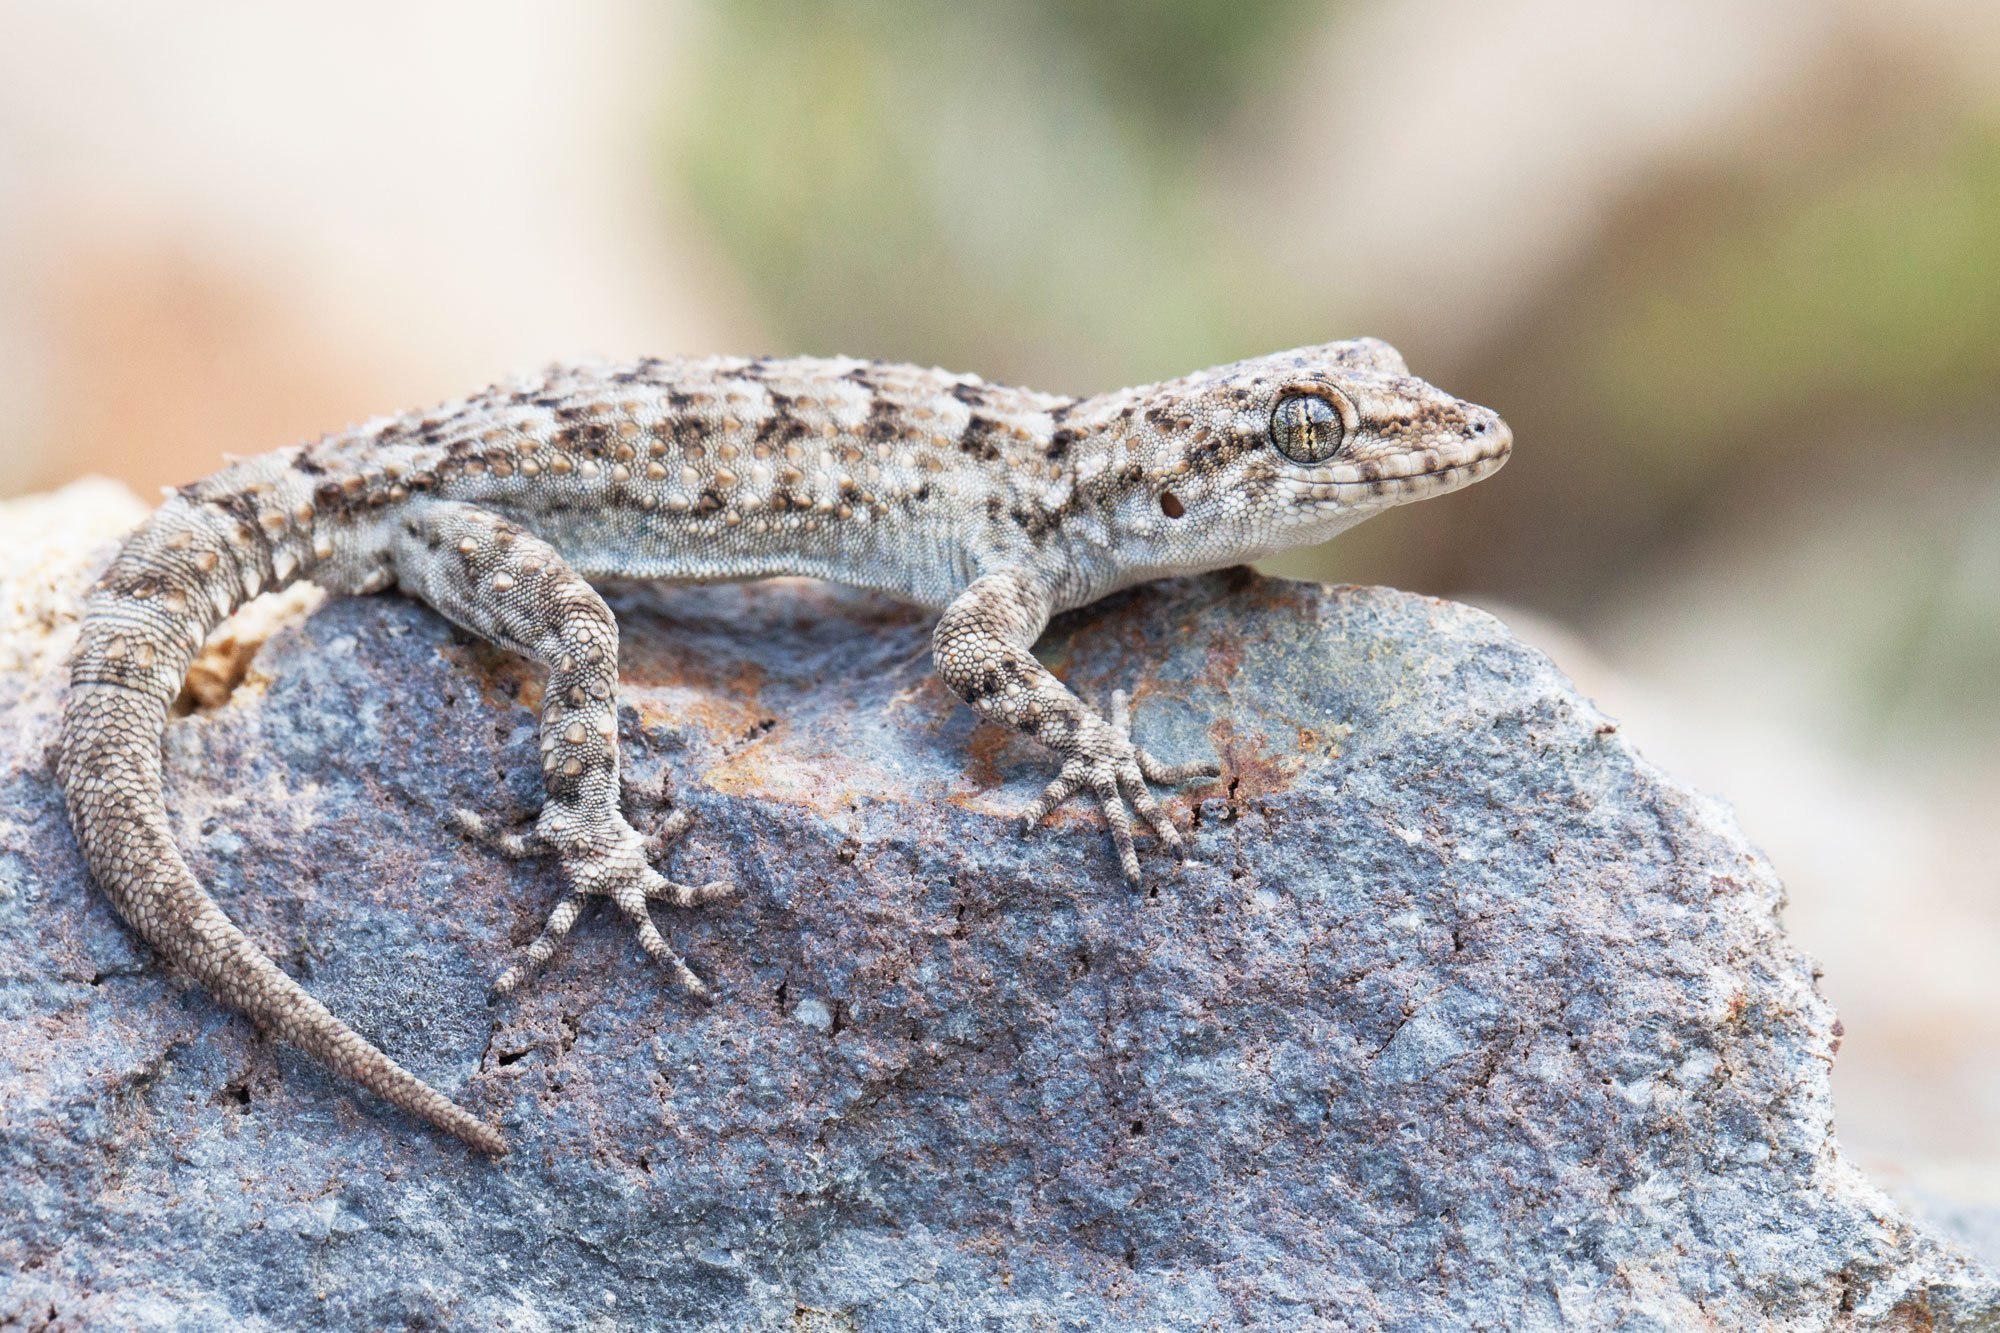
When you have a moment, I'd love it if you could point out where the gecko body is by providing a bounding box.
[57,339,1510,1154]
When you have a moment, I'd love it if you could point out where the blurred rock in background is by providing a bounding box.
[1,0,1995,1221]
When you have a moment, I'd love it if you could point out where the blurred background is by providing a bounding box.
[2,0,1995,1208]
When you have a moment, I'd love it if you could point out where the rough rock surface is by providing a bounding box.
[1,480,1994,1330]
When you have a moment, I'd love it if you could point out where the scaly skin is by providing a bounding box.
[57,339,1511,1154]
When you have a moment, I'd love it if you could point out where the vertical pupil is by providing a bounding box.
[1273,395,1343,462]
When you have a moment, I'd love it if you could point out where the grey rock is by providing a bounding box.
[1,480,1994,1330]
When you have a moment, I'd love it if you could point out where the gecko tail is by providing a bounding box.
[58,479,508,1155]
[58,686,508,1156]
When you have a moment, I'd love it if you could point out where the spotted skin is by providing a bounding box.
[57,340,1510,1154]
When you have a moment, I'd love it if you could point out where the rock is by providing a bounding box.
[0,479,1994,1330]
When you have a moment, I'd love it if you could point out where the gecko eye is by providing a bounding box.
[1270,393,1346,465]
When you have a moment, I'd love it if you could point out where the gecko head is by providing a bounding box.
[1073,338,1511,570]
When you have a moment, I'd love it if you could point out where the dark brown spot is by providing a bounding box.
[1159,491,1185,519]
[862,399,902,442]
[757,415,807,445]
[1010,505,1061,542]
[959,415,1005,463]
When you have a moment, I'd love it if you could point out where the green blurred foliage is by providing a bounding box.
[1013,0,1327,135]
[1502,118,2000,750]
[1590,124,2000,487]
[676,0,1328,392]
[1437,110,2000,590]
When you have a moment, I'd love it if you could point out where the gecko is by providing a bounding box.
[56,338,1510,1155]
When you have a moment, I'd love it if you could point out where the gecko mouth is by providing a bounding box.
[1304,447,1510,506]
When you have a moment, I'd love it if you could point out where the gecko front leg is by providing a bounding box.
[933,569,1219,883]
[390,501,733,999]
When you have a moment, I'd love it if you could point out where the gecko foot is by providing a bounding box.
[1021,688,1221,885]
[452,801,734,1000]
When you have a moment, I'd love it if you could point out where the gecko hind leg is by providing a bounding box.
[394,499,734,1002]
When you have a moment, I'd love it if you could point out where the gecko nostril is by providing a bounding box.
[1472,420,1489,434]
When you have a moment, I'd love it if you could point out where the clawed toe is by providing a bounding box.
[646,875,735,907]
[638,806,695,861]
[611,880,713,999]
[451,808,547,859]
[1022,771,1085,828]
[491,891,586,998]
[1137,753,1222,786]
[1020,686,1218,884]
[1119,770,1186,861]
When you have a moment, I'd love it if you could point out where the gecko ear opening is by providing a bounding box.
[1159,491,1185,519]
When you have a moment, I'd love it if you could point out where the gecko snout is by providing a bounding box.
[1461,405,1513,466]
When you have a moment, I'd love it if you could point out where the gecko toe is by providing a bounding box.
[452,808,548,859]
[1024,769,1085,826]
[638,806,697,862]
[1136,751,1220,787]
[646,874,735,908]
[1121,769,1184,859]
[1091,776,1142,884]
